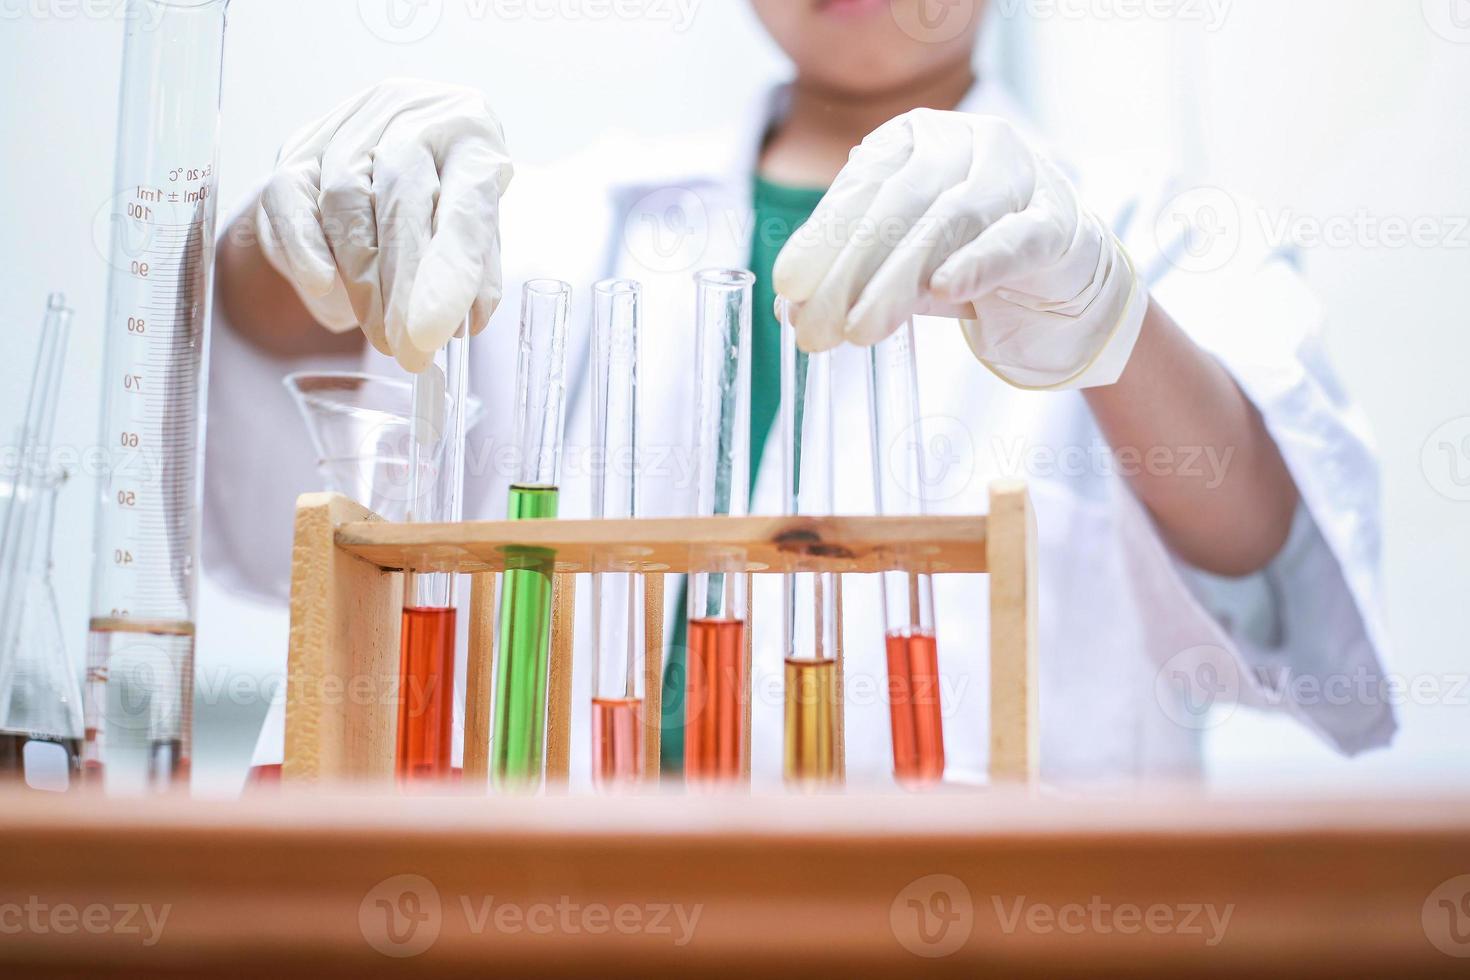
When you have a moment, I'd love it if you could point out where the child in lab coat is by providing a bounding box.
[208,0,1393,785]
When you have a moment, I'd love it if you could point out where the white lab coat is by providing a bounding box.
[206,82,1395,788]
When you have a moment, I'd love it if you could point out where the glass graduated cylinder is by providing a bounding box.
[86,0,231,792]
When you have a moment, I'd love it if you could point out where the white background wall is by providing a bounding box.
[1,0,1466,793]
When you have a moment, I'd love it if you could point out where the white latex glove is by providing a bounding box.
[774,109,1147,390]
[256,79,514,373]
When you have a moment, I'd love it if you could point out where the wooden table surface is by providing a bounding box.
[2,788,1468,977]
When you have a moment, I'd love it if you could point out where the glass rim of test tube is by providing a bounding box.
[513,278,573,489]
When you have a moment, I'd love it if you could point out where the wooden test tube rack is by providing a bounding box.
[283,481,1038,789]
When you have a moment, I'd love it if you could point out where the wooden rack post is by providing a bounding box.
[284,483,1039,789]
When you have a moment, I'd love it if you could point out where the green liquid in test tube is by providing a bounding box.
[491,281,572,790]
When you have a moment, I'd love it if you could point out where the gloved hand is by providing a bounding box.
[773,109,1147,390]
[256,78,514,373]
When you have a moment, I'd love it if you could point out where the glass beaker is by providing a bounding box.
[0,467,84,792]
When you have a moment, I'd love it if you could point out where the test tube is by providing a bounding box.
[590,280,645,789]
[491,280,572,790]
[867,321,946,788]
[684,269,754,787]
[779,300,840,788]
[396,325,470,786]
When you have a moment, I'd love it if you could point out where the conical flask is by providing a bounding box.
[0,467,84,791]
[284,372,484,521]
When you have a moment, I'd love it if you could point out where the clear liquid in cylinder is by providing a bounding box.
[83,620,194,793]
